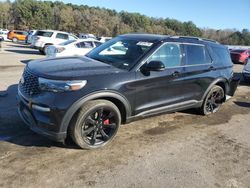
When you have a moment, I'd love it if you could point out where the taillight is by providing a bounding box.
[56,47,65,53]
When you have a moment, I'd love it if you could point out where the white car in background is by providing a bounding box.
[0,29,10,41]
[46,38,102,58]
[97,36,112,43]
[32,30,78,54]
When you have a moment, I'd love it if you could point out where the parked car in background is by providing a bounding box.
[242,59,250,82]
[79,33,96,39]
[230,49,249,64]
[26,30,37,44]
[46,38,102,58]
[0,28,9,32]
[0,30,10,41]
[17,34,239,149]
[97,36,112,43]
[31,30,78,54]
[7,30,28,42]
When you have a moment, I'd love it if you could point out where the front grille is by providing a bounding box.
[19,69,40,96]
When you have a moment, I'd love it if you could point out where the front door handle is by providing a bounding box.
[172,71,180,77]
[209,66,215,70]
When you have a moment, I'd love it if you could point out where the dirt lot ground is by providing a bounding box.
[0,42,249,188]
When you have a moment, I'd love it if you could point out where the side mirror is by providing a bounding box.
[144,61,165,72]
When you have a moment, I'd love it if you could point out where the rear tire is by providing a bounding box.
[198,85,224,115]
[42,44,50,55]
[39,49,44,54]
[69,100,121,149]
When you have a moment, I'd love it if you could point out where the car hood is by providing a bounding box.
[27,56,124,79]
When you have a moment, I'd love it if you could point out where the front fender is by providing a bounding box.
[59,90,131,133]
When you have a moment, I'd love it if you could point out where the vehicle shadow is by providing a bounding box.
[5,49,41,55]
[20,59,34,64]
[0,84,77,149]
[7,44,32,49]
[234,101,250,108]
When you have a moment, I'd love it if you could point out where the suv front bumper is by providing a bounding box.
[17,92,67,142]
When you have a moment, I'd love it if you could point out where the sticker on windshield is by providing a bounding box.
[136,42,153,47]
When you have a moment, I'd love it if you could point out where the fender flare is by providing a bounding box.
[59,90,132,133]
[201,77,229,101]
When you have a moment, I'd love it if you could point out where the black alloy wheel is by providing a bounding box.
[70,100,121,149]
[200,85,225,115]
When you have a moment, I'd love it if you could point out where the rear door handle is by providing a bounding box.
[172,71,180,77]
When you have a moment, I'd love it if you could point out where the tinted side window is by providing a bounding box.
[16,32,23,35]
[185,44,211,65]
[94,42,102,47]
[148,43,182,67]
[36,31,53,37]
[211,46,232,64]
[76,42,93,48]
[56,33,69,40]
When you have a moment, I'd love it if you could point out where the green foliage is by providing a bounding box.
[202,28,250,45]
[0,0,11,28]
[0,0,249,45]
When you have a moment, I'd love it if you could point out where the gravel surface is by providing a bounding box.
[0,41,249,188]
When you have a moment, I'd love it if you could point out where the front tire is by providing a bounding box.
[70,100,121,149]
[12,38,18,43]
[199,85,224,115]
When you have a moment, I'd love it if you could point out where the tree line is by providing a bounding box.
[0,0,249,45]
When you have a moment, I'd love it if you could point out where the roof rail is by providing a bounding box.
[170,36,219,44]
[201,38,219,43]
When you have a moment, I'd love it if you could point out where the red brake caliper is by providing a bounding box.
[103,119,110,125]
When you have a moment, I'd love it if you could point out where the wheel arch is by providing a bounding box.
[201,77,229,102]
[60,91,131,134]
[43,43,53,48]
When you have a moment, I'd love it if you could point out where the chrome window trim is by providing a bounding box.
[136,42,212,71]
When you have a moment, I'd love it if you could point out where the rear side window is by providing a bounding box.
[185,44,211,65]
[94,42,102,47]
[148,43,182,67]
[56,33,69,40]
[36,31,53,37]
[76,41,94,48]
[211,47,232,64]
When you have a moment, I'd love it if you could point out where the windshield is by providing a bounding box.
[86,37,154,70]
[60,40,76,46]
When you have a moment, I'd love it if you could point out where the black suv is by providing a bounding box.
[17,34,238,149]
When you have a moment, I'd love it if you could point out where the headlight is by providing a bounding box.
[38,78,87,92]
